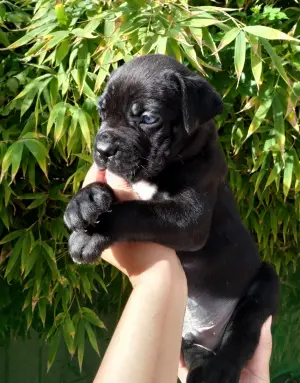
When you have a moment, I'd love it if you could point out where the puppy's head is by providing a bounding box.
[94,54,223,182]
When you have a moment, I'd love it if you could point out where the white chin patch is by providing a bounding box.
[132,180,158,200]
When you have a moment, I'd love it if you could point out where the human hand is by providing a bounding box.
[82,164,183,286]
[178,316,273,383]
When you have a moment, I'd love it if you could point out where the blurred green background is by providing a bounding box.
[0,0,299,381]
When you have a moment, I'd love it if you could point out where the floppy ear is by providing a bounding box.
[176,73,223,134]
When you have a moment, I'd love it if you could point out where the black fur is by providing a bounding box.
[64,54,280,382]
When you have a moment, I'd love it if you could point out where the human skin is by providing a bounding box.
[82,165,272,383]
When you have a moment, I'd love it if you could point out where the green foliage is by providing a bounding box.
[0,0,299,374]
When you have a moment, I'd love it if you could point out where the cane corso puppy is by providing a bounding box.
[64,54,279,382]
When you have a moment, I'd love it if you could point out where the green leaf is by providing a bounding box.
[78,109,91,150]
[272,93,285,153]
[84,321,99,355]
[82,307,105,328]
[27,197,46,209]
[24,139,48,176]
[76,320,85,372]
[24,243,39,278]
[217,27,240,51]
[202,27,220,63]
[254,152,270,194]
[55,39,70,65]
[246,98,272,139]
[55,3,68,26]
[10,141,24,183]
[283,151,294,200]
[234,31,246,85]
[21,232,32,274]
[0,229,25,245]
[81,273,92,302]
[180,17,223,28]
[250,38,262,89]
[54,104,67,144]
[244,26,300,41]
[0,28,10,47]
[156,36,168,55]
[4,235,23,277]
[63,317,76,356]
[47,329,62,371]
[265,161,282,189]
[77,41,90,94]
[260,38,290,86]
[38,298,47,327]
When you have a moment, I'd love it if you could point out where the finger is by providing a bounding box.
[240,316,272,383]
[177,353,188,383]
[106,170,138,201]
[82,163,106,188]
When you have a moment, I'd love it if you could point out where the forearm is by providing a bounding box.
[94,244,187,383]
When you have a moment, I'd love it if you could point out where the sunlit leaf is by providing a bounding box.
[246,98,272,139]
[244,26,300,42]
[217,27,240,51]
[77,41,90,94]
[272,93,285,153]
[249,37,262,89]
[234,31,246,85]
[260,38,290,86]
[283,151,294,200]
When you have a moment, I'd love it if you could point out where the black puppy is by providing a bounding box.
[64,54,279,382]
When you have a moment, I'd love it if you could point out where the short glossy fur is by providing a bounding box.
[64,54,279,383]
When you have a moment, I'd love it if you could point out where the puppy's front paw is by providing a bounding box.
[68,230,111,264]
[64,182,115,231]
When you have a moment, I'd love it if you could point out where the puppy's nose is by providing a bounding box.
[96,141,118,158]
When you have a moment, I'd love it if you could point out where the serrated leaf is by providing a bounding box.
[283,151,294,200]
[84,321,99,355]
[217,27,240,51]
[260,38,290,86]
[82,307,105,328]
[24,138,48,176]
[246,98,272,139]
[47,329,62,371]
[272,93,285,153]
[244,26,300,42]
[234,31,246,85]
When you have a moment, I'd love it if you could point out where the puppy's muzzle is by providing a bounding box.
[95,130,119,161]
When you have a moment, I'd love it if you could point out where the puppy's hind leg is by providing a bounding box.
[185,262,279,383]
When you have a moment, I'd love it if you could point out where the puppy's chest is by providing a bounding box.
[131,180,168,200]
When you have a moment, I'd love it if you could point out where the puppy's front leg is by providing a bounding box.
[69,188,215,263]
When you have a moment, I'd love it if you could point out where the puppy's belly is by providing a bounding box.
[182,296,238,352]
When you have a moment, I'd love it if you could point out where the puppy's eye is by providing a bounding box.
[140,114,159,125]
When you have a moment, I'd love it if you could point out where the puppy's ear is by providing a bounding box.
[175,73,223,134]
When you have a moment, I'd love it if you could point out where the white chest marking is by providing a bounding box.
[132,180,158,200]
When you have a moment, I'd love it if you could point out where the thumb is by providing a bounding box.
[106,170,138,201]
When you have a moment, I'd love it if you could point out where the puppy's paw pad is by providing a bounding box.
[68,231,110,264]
[64,182,114,231]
